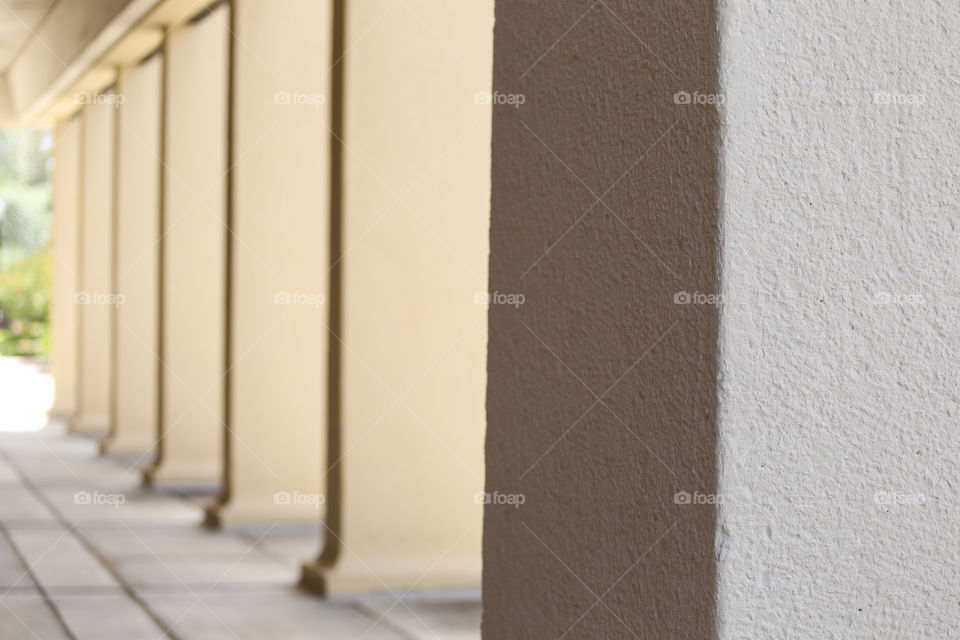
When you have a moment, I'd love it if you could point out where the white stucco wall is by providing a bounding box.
[717,1,960,637]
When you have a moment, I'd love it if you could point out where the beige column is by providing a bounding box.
[204,0,329,525]
[50,115,82,419]
[301,0,492,593]
[73,88,118,436]
[144,6,228,486]
[101,52,163,456]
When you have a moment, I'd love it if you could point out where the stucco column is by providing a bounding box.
[715,1,960,637]
[485,1,960,638]
[50,115,82,419]
[100,52,163,457]
[300,0,493,593]
[204,0,330,526]
[144,6,229,486]
[73,87,119,436]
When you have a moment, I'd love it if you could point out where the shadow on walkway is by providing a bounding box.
[0,357,479,639]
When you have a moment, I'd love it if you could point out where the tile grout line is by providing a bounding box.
[0,522,77,640]
[0,435,480,638]
[350,601,425,640]
[0,446,182,640]
[231,526,321,573]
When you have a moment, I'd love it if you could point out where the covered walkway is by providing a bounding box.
[0,361,479,639]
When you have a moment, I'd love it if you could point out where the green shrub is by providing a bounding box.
[0,250,50,356]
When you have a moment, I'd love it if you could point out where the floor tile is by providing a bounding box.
[0,460,23,486]
[45,487,203,528]
[52,591,167,640]
[0,488,56,524]
[85,526,259,560]
[143,590,406,640]
[357,599,482,640]
[0,536,34,589]
[249,529,322,569]
[6,528,118,589]
[0,373,480,640]
[0,592,70,640]
[115,555,294,589]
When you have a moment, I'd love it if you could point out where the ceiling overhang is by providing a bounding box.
[1,0,216,127]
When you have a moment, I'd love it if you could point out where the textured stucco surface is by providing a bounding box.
[486,1,720,637]
[717,1,960,637]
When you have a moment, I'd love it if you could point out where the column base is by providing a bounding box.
[70,412,109,436]
[48,405,75,421]
[299,552,481,596]
[99,433,156,457]
[203,497,323,528]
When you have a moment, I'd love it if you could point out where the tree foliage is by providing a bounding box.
[0,128,53,356]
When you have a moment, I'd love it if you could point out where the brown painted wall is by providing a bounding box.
[484,1,720,637]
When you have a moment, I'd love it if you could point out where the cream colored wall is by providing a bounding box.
[148,7,228,484]
[305,0,492,592]
[105,54,162,455]
[50,115,82,418]
[74,93,117,435]
[208,0,329,524]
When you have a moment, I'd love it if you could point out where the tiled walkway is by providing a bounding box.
[0,420,480,639]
